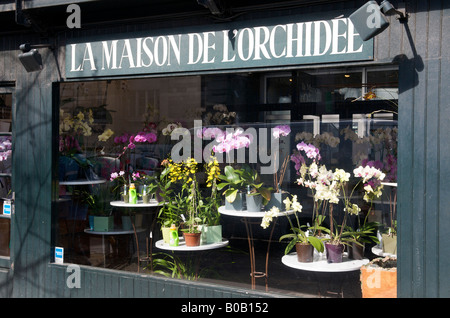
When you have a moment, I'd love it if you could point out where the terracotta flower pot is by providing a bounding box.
[295,243,314,263]
[360,257,397,298]
[183,232,202,247]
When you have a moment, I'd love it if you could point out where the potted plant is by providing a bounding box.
[293,142,386,263]
[198,157,223,243]
[133,173,158,203]
[217,165,246,211]
[179,158,203,246]
[211,127,251,211]
[157,186,183,243]
[80,184,114,232]
[360,256,397,298]
[262,194,326,263]
[163,157,203,246]
[345,221,380,260]
[382,221,397,255]
[109,170,128,202]
[155,163,188,243]
[266,124,291,210]
[382,186,397,255]
[239,164,272,212]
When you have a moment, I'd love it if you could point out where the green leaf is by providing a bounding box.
[216,182,228,190]
[259,187,272,202]
[224,189,238,203]
[284,239,297,255]
[307,236,324,253]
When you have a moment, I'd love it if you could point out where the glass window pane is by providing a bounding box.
[55,66,398,296]
[0,92,12,258]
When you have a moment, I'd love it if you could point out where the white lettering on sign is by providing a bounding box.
[66,17,370,77]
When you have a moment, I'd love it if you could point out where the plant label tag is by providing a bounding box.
[55,247,64,264]
[3,201,11,215]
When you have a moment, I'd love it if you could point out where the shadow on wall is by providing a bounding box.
[393,22,424,94]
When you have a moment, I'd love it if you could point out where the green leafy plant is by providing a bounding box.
[217,165,245,203]
[238,164,272,204]
[262,194,326,254]
[78,183,113,216]
[198,157,222,226]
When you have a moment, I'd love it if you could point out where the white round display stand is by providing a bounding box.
[281,252,369,272]
[110,199,159,208]
[155,238,229,252]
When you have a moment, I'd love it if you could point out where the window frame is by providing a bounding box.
[0,85,14,269]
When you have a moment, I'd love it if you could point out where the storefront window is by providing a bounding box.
[55,66,398,296]
[0,92,12,259]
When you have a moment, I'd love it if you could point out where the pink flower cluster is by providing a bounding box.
[272,125,291,138]
[296,141,321,161]
[0,136,11,162]
[115,131,157,151]
[196,127,224,140]
[290,153,305,171]
[199,128,251,154]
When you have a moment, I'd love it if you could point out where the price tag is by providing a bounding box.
[55,247,64,264]
[3,200,11,215]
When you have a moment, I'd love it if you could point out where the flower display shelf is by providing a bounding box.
[371,246,397,258]
[110,199,161,272]
[109,199,159,208]
[218,206,294,290]
[59,179,106,186]
[281,251,369,273]
[84,228,145,268]
[155,238,229,252]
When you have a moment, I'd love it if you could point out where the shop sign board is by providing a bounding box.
[66,12,373,78]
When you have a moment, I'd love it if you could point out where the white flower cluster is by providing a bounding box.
[353,165,385,183]
[162,122,183,136]
[295,131,340,148]
[261,195,303,229]
[261,206,279,229]
[203,104,236,125]
[283,195,302,212]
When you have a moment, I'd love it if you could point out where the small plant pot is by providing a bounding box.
[265,192,288,210]
[295,243,314,263]
[183,232,202,247]
[205,225,222,244]
[161,226,177,244]
[246,194,262,212]
[121,215,133,231]
[225,192,245,211]
[348,242,365,260]
[325,243,344,263]
[382,234,397,255]
[93,216,114,232]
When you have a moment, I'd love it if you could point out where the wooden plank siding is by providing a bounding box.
[396,0,450,298]
[0,0,448,297]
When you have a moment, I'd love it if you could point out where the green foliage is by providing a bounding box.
[280,214,327,255]
[238,164,272,203]
[217,165,245,203]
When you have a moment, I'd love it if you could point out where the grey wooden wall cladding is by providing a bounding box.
[0,0,448,297]
[397,0,450,298]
